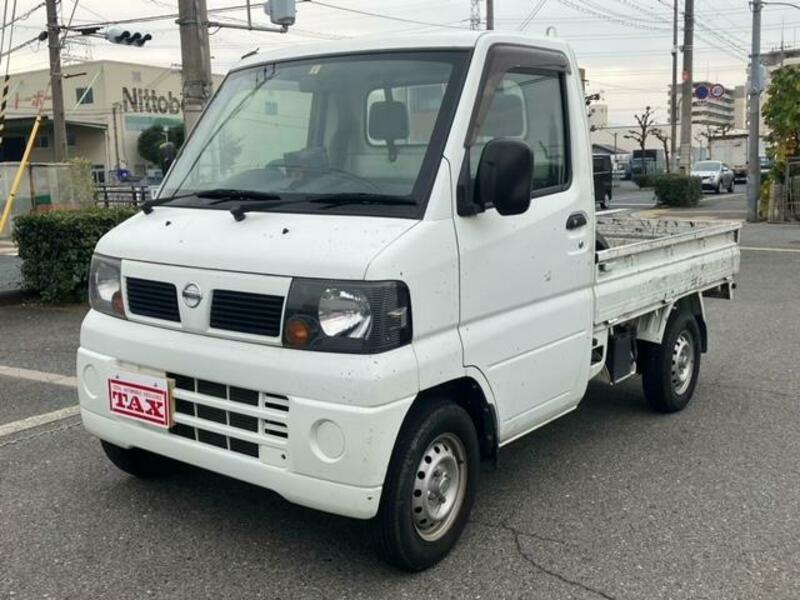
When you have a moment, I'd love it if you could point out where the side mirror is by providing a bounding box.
[474,138,533,216]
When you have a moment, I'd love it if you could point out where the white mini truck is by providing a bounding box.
[78,32,740,570]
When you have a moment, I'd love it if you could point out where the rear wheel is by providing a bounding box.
[639,310,702,413]
[373,400,479,571]
[100,440,181,478]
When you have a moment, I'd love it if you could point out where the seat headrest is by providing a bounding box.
[368,101,409,142]
[483,93,525,138]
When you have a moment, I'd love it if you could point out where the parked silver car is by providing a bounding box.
[691,160,735,194]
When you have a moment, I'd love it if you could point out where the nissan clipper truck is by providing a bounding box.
[77,32,741,570]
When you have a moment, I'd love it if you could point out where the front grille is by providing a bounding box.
[126,277,180,322]
[210,290,284,337]
[167,373,289,459]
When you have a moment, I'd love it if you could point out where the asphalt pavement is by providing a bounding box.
[2,223,800,599]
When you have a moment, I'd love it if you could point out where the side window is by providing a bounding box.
[470,68,569,195]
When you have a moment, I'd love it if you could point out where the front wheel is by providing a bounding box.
[715,181,721,194]
[639,310,702,413]
[373,400,479,571]
[600,192,610,210]
[727,179,735,193]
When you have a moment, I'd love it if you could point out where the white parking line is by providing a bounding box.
[0,405,80,438]
[0,364,80,438]
[741,246,800,254]
[0,365,78,387]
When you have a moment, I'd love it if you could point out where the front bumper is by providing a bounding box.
[77,310,419,519]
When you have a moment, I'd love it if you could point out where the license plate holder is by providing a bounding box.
[107,371,173,429]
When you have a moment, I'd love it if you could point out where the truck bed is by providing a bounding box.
[594,216,741,325]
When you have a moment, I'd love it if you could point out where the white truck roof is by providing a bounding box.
[233,31,574,72]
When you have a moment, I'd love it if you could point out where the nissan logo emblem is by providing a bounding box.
[181,283,203,308]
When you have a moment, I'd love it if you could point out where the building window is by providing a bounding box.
[75,87,94,105]
[132,71,142,83]
[34,135,49,148]
[67,132,77,146]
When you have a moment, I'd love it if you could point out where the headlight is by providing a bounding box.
[282,279,411,353]
[88,255,126,319]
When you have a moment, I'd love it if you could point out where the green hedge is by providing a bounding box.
[651,174,702,207]
[13,208,137,303]
[634,174,654,188]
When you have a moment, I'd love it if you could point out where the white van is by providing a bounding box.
[78,32,740,570]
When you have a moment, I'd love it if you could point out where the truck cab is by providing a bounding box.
[78,32,740,571]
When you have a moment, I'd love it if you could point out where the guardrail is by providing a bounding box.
[94,185,152,208]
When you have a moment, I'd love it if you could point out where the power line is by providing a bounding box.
[555,0,672,31]
[306,1,469,30]
[519,0,549,31]
[0,2,45,33]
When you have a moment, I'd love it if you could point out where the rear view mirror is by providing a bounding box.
[474,139,533,216]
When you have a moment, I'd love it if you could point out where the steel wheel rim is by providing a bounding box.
[671,330,695,395]
[411,433,468,542]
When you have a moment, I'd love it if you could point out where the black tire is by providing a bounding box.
[100,440,181,478]
[373,400,480,571]
[727,179,734,193]
[714,181,721,194]
[600,192,610,210]
[639,310,702,413]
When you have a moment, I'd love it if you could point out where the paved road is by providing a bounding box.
[607,181,748,220]
[2,227,800,599]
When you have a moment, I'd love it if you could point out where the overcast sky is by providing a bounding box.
[4,0,799,125]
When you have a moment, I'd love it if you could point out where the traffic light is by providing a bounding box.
[105,26,152,47]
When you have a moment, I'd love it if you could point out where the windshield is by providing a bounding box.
[159,50,469,218]
[693,161,721,171]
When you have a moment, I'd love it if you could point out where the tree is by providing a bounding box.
[624,106,657,175]
[137,124,185,168]
[653,129,671,173]
[696,124,734,159]
[762,64,800,183]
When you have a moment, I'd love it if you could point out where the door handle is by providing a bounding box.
[566,211,588,230]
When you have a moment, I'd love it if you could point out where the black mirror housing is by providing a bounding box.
[474,138,534,216]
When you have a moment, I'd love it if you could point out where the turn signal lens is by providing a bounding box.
[285,317,311,347]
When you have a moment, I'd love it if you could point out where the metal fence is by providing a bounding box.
[94,185,152,208]
[0,162,85,238]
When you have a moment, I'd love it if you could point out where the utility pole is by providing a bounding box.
[45,0,67,162]
[679,0,694,173]
[486,0,494,30]
[470,0,481,30]
[670,0,679,173]
[747,0,762,223]
[178,0,213,133]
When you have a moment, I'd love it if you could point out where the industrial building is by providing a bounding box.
[0,60,223,182]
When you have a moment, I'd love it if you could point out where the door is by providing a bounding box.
[454,45,594,442]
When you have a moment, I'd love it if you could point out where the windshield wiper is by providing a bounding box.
[306,193,417,207]
[141,190,204,214]
[198,188,284,204]
[142,188,286,219]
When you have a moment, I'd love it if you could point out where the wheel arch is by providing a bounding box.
[636,293,708,352]
[405,377,498,461]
